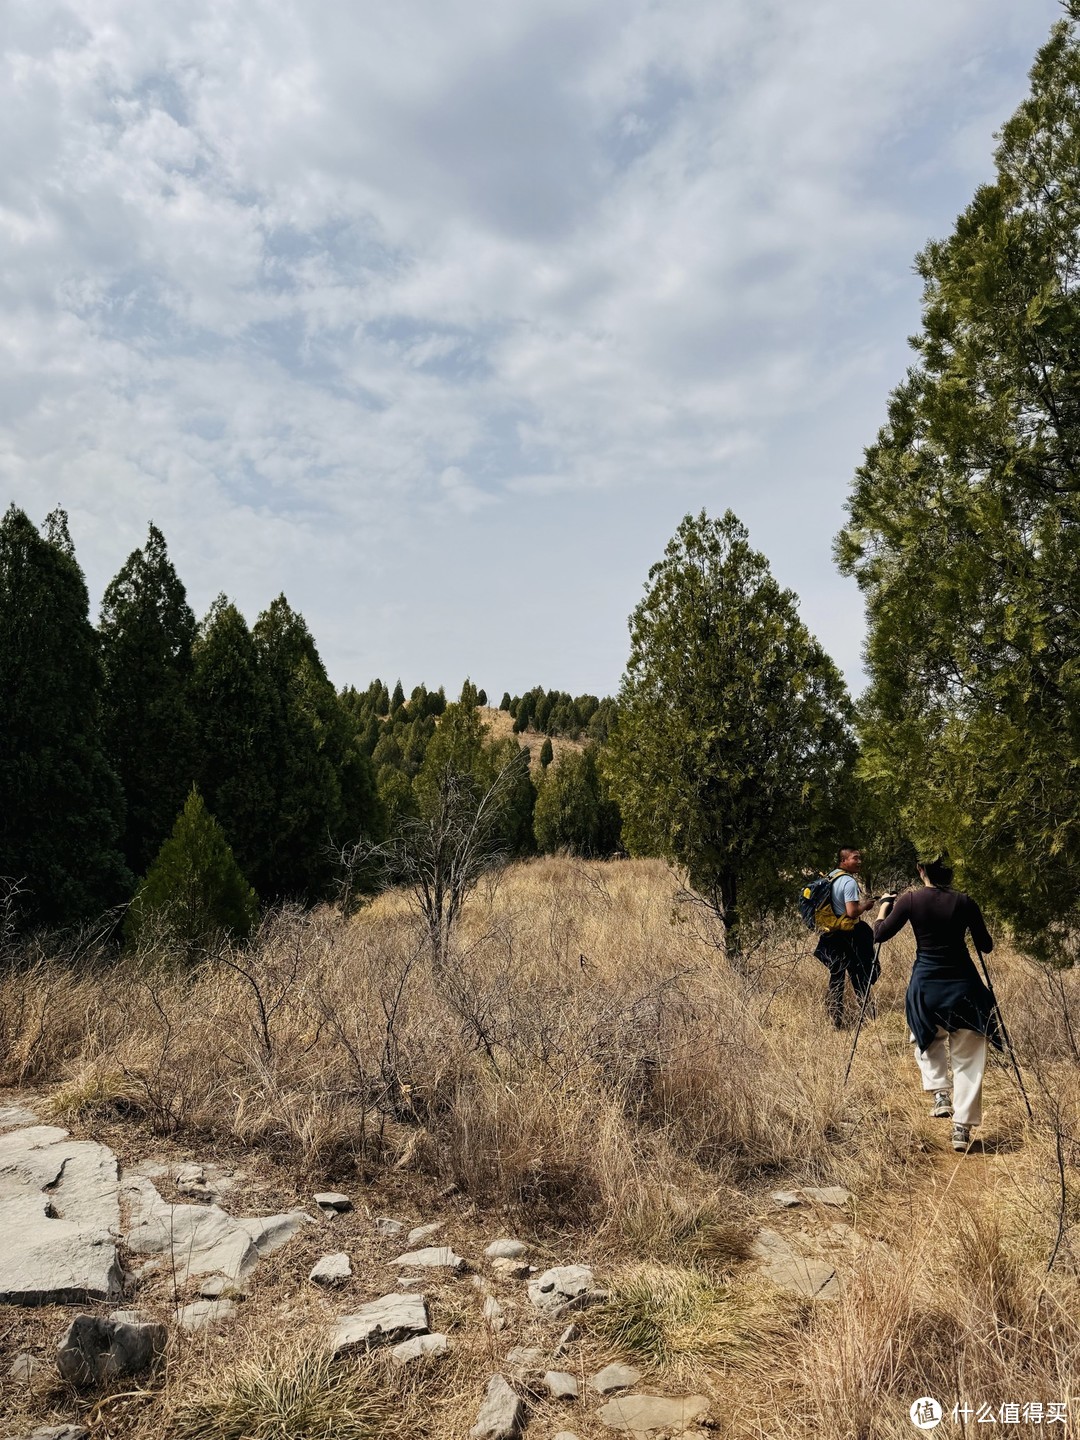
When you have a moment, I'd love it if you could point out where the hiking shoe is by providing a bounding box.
[931,1090,952,1118]
[951,1123,971,1152]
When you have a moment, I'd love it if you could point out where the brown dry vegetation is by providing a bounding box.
[1,857,1079,1439]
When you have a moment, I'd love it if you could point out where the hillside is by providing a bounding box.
[478,706,586,773]
[1,858,1077,1439]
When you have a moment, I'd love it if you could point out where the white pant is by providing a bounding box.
[913,1026,987,1127]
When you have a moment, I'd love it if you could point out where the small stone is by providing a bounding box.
[770,1190,802,1208]
[310,1252,352,1287]
[391,1245,465,1271]
[492,1256,530,1279]
[544,1370,579,1400]
[485,1238,528,1260]
[375,1217,406,1238]
[56,1310,167,1388]
[8,1350,37,1382]
[397,1275,425,1290]
[407,1221,444,1246]
[315,1191,352,1213]
[589,1362,642,1394]
[175,1163,211,1201]
[391,1331,448,1366]
[597,1394,711,1432]
[178,1298,236,1332]
[333,1293,429,1354]
[553,1323,580,1356]
[26,1427,91,1440]
[505,1346,543,1369]
[198,1275,242,1299]
[483,1294,506,1331]
[527,1264,598,1315]
[800,1185,852,1207]
[470,1373,525,1440]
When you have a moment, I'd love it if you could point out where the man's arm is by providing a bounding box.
[840,876,877,919]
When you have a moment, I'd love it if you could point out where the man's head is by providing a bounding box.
[838,846,862,874]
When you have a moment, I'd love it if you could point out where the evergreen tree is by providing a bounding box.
[837,4,1080,961]
[0,506,129,923]
[99,524,197,877]
[190,596,276,888]
[459,677,479,708]
[500,692,512,712]
[125,788,258,956]
[477,688,488,707]
[607,510,855,956]
[539,736,554,768]
[391,679,405,712]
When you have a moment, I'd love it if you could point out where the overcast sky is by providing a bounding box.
[0,0,1062,699]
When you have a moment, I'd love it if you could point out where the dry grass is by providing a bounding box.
[1,856,1079,1439]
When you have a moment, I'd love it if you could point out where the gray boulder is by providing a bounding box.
[527,1264,601,1315]
[178,1298,236,1332]
[543,1370,579,1400]
[56,1310,167,1388]
[310,1252,352,1287]
[391,1332,448,1366]
[596,1394,711,1432]
[333,1293,429,1354]
[485,1238,527,1260]
[314,1191,352,1213]
[374,1216,406,1238]
[469,1374,524,1440]
[391,1245,465,1271]
[589,1362,642,1394]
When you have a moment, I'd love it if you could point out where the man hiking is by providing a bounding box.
[814,846,880,1028]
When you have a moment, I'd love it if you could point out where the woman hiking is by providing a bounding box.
[873,855,1002,1152]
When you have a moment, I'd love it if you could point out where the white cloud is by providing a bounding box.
[0,0,1063,693]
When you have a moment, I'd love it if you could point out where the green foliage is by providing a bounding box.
[837,9,1080,962]
[459,676,480,708]
[391,679,405,712]
[539,736,554,768]
[499,692,512,711]
[125,788,257,954]
[607,510,855,952]
[99,524,197,877]
[534,747,619,856]
[0,506,130,923]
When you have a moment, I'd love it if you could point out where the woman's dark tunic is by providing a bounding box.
[873,887,1002,1053]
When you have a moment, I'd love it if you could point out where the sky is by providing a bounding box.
[0,0,1063,699]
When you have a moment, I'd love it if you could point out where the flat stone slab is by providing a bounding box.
[589,1362,642,1393]
[310,1252,352,1286]
[178,1298,237,1332]
[597,1394,711,1432]
[333,1292,429,1354]
[0,1126,123,1305]
[505,1346,544,1369]
[492,1256,530,1279]
[315,1191,352,1213]
[470,1373,524,1440]
[770,1190,802,1207]
[752,1229,839,1300]
[25,1427,91,1440]
[527,1264,599,1315]
[391,1331,448,1366]
[483,1294,506,1331]
[544,1370,579,1400]
[391,1245,465,1271]
[485,1238,528,1259]
[0,1104,40,1129]
[123,1175,310,1281]
[375,1217,406,1237]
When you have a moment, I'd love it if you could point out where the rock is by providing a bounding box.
[374,1216,406,1238]
[123,1175,310,1281]
[198,1275,243,1299]
[0,1103,39,1129]
[56,1310,167,1388]
[770,1190,802,1208]
[492,1256,530,1279]
[543,1370,579,1400]
[483,1294,506,1331]
[553,1323,580,1356]
[527,1264,600,1315]
[8,1350,37,1382]
[597,1394,711,1432]
[752,1229,839,1300]
[469,1373,525,1440]
[485,1238,528,1260]
[332,1293,429,1354]
[801,1185,852,1207]
[391,1245,465,1271]
[178,1298,237,1332]
[25,1427,91,1440]
[397,1275,425,1290]
[391,1332,448,1366]
[0,1125,123,1305]
[175,1164,211,1202]
[505,1346,543,1369]
[310,1252,352,1287]
[589,1363,642,1394]
[407,1221,444,1246]
[315,1191,352,1213]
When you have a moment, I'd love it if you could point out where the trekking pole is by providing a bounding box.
[976,947,1033,1120]
[844,943,880,1085]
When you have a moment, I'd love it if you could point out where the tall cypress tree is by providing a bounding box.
[99,524,197,877]
[0,506,130,923]
[190,596,276,890]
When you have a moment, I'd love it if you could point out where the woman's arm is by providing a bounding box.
[966,897,993,954]
[873,888,911,943]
